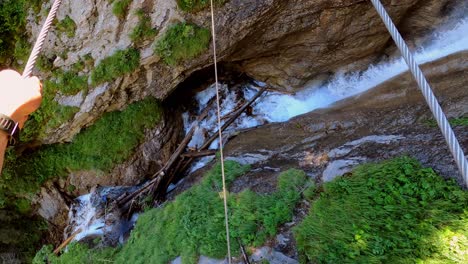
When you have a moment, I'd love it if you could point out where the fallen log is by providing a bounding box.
[178,86,267,174]
[115,86,266,209]
[201,86,266,150]
[181,149,216,158]
[53,228,82,255]
[115,98,217,209]
[238,238,251,264]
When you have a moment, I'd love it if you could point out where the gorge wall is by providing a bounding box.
[0,0,467,261]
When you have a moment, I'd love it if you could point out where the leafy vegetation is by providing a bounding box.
[56,15,77,38]
[91,48,140,85]
[177,0,226,12]
[112,0,132,18]
[20,83,80,143]
[130,9,157,43]
[0,210,48,263]
[49,70,88,95]
[1,98,162,210]
[20,60,91,142]
[154,23,210,65]
[36,55,54,72]
[294,156,468,263]
[425,116,468,127]
[33,164,308,264]
[0,0,27,67]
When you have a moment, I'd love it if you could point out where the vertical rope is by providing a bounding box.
[209,0,232,262]
[22,0,63,78]
[370,0,468,187]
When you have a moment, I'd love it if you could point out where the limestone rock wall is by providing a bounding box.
[27,0,466,145]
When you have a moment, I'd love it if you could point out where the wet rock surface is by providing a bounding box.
[225,51,468,187]
[28,0,467,144]
[166,52,468,263]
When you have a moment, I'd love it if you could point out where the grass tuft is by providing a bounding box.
[294,156,468,263]
[154,22,210,66]
[56,15,77,38]
[91,48,140,85]
[130,9,157,43]
[2,97,162,211]
[425,116,468,127]
[177,0,226,13]
[112,0,132,18]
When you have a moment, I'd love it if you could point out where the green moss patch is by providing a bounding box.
[112,0,132,18]
[154,22,210,66]
[425,116,468,127]
[0,0,27,67]
[130,9,157,43]
[34,164,308,264]
[177,0,226,13]
[56,15,77,38]
[1,98,162,208]
[91,48,140,85]
[294,157,468,263]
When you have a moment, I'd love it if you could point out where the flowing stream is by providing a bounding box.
[67,17,468,244]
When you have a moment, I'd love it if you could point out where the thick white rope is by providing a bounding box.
[23,0,63,77]
[370,0,468,187]
[209,0,232,262]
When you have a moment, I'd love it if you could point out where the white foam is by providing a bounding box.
[68,194,105,242]
[251,18,468,122]
[183,17,468,172]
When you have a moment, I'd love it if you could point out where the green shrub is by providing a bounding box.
[0,211,47,263]
[49,70,88,95]
[35,165,308,264]
[294,156,468,263]
[130,9,157,43]
[91,48,140,85]
[56,15,77,38]
[2,97,162,208]
[424,116,468,127]
[13,38,31,64]
[112,0,132,18]
[36,55,54,72]
[177,0,226,12]
[154,22,210,65]
[20,83,80,143]
[33,243,117,264]
[0,0,27,67]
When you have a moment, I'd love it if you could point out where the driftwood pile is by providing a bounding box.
[113,86,267,212]
[53,86,267,254]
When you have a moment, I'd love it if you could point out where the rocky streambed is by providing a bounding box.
[61,18,468,261]
[2,0,468,262]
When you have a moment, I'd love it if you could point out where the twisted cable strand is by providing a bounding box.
[22,0,63,77]
[209,0,232,262]
[370,0,468,186]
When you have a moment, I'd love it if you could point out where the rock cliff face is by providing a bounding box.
[4,0,467,260]
[224,51,468,188]
[31,0,466,145]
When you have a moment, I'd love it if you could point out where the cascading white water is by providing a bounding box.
[247,18,468,123]
[68,17,468,245]
[183,17,468,171]
[184,19,468,136]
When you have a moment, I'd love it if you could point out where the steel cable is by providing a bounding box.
[22,0,62,77]
[370,0,468,187]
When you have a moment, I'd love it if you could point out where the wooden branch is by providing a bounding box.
[181,150,216,158]
[238,238,251,264]
[53,228,82,255]
[200,87,267,151]
[154,96,216,178]
[177,86,267,174]
[114,87,266,209]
